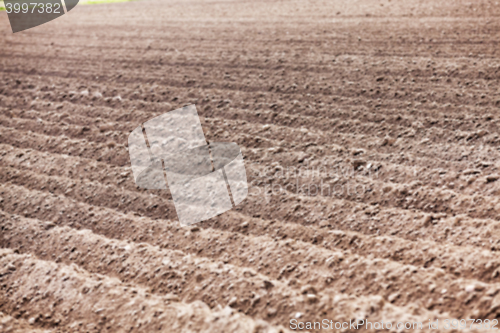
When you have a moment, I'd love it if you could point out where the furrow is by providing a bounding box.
[0,211,298,326]
[1,182,500,320]
[0,312,52,333]
[3,82,500,171]
[0,249,282,333]
[3,136,500,256]
[3,110,500,229]
[3,143,500,284]
[1,46,499,113]
[2,66,500,131]
[0,210,452,327]
[4,99,500,204]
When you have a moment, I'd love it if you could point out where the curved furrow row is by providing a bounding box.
[0,249,282,333]
[0,313,51,333]
[4,95,500,178]
[2,103,489,180]
[4,102,497,191]
[1,46,499,112]
[1,158,498,287]
[1,70,497,144]
[0,211,455,328]
[3,87,499,195]
[2,123,500,259]
[3,143,500,284]
[0,211,300,326]
[1,182,500,320]
[2,118,500,250]
[0,125,131,167]
[2,74,500,158]
[1,136,499,262]
[2,59,500,144]
[2,108,500,223]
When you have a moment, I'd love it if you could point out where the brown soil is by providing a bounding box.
[1,0,500,331]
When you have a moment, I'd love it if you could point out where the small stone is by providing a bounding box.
[306,294,318,303]
[423,215,433,227]
[267,308,277,317]
[319,220,330,228]
[388,293,399,303]
[28,317,36,325]
[190,226,200,232]
[165,294,180,302]
[453,217,462,226]
[381,136,396,146]
[490,293,500,313]
[228,297,238,307]
[44,222,55,230]
[263,280,274,290]
[465,285,475,293]
[295,312,303,318]
[251,296,261,307]
[382,185,393,193]
[243,269,257,277]
[241,222,249,228]
[301,285,317,294]
[486,175,499,183]
[475,284,485,292]
[352,159,366,170]
[352,149,365,156]
[477,129,489,137]
[479,161,493,168]
[463,169,481,175]
[419,138,430,145]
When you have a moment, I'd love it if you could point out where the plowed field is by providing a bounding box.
[2,0,500,332]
